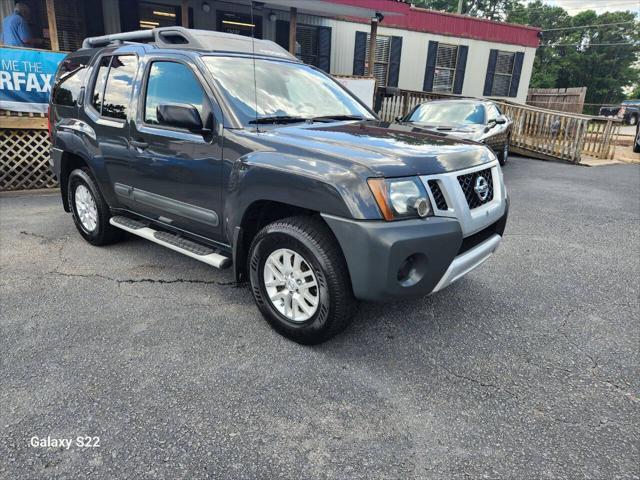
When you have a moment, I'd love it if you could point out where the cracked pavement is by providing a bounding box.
[1,157,639,479]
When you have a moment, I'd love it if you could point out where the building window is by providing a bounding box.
[275,22,331,72]
[138,2,180,30]
[296,24,319,66]
[365,34,391,87]
[433,44,459,93]
[491,51,515,96]
[217,11,262,38]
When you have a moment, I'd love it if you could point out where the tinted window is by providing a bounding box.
[408,102,486,125]
[52,57,90,107]
[91,56,110,113]
[144,62,205,125]
[102,55,137,119]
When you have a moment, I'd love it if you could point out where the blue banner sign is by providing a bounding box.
[0,47,67,113]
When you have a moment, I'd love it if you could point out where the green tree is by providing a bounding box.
[628,82,640,100]
[412,0,521,21]
[508,1,571,88]
[507,2,639,113]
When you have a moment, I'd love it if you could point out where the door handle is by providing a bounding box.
[130,139,149,150]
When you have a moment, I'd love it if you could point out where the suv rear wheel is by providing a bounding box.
[248,216,358,344]
[68,168,122,246]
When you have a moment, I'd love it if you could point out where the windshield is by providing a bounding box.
[203,56,374,126]
[407,102,486,125]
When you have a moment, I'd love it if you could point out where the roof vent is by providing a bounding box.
[158,30,189,44]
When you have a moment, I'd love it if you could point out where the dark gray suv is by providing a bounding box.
[49,27,508,344]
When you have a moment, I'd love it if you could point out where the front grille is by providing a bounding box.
[428,180,448,210]
[457,168,494,209]
[457,221,500,255]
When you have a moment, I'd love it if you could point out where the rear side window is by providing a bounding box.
[91,57,110,113]
[144,61,205,125]
[91,55,138,120]
[52,56,90,107]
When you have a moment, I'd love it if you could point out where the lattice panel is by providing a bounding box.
[1,129,58,191]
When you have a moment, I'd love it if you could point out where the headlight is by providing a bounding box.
[367,177,432,221]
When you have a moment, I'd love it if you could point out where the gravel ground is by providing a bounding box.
[1,156,638,479]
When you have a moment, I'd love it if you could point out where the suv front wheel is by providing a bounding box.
[498,138,510,166]
[68,167,122,246]
[248,216,358,344]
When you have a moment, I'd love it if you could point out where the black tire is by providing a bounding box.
[634,124,640,153]
[498,138,509,166]
[628,114,637,127]
[68,167,122,246]
[248,215,358,345]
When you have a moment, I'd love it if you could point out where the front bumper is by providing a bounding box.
[432,233,501,293]
[323,206,507,302]
[322,158,509,302]
[322,215,462,301]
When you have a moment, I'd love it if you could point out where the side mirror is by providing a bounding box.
[157,104,205,132]
[495,115,508,125]
[395,115,404,123]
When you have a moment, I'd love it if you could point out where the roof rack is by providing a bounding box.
[81,27,298,61]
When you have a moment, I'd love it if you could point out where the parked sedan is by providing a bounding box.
[398,99,512,165]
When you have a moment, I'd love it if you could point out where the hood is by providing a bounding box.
[237,120,494,178]
[405,122,487,142]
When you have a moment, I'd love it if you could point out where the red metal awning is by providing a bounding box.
[228,0,404,19]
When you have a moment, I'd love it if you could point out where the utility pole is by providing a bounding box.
[457,0,463,14]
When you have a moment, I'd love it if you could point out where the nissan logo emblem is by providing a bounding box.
[474,176,490,201]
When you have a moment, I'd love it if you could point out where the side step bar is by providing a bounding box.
[110,216,231,269]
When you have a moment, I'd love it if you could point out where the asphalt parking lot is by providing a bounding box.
[1,156,638,479]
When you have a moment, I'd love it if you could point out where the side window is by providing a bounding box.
[486,104,500,122]
[91,56,110,113]
[144,61,206,125]
[101,55,137,120]
[52,57,89,107]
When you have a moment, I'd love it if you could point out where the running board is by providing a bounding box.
[109,216,231,269]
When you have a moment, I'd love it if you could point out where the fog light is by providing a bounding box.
[397,253,428,287]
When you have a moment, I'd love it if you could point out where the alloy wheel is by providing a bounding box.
[74,184,98,232]
[263,248,319,322]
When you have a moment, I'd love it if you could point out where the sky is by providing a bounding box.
[539,0,640,15]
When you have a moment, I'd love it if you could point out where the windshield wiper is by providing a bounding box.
[248,115,309,125]
[311,114,366,122]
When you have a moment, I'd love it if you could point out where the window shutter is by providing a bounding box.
[276,20,290,51]
[353,31,367,75]
[483,49,498,96]
[423,40,438,92]
[317,26,332,73]
[453,45,468,95]
[509,51,525,98]
[387,36,402,87]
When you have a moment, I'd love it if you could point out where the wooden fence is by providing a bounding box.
[377,89,620,163]
[0,88,622,192]
[0,111,56,191]
[526,87,587,114]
